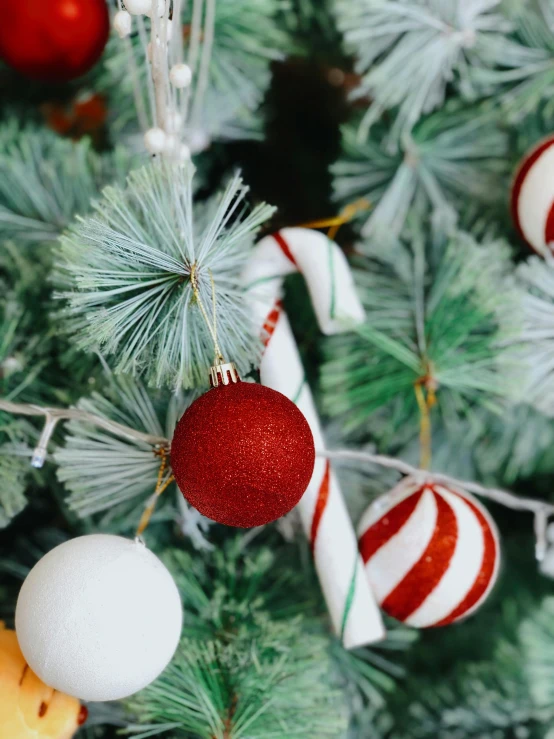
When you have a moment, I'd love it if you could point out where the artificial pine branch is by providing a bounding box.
[387,586,554,738]
[331,102,509,240]
[0,452,31,529]
[0,124,135,246]
[53,373,212,548]
[124,543,349,739]
[511,255,554,418]
[56,161,275,389]
[473,1,554,123]
[333,0,543,142]
[321,227,520,444]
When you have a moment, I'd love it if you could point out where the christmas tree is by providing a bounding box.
[2,0,554,737]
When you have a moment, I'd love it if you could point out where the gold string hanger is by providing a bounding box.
[190,263,225,364]
[135,263,224,538]
[299,198,371,240]
[414,368,437,470]
[135,447,174,537]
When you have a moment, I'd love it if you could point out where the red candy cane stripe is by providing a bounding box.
[262,300,282,347]
[310,461,331,556]
[272,232,298,267]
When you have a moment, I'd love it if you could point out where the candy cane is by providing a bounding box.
[243,227,385,648]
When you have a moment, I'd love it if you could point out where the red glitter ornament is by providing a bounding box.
[0,0,110,83]
[171,362,315,528]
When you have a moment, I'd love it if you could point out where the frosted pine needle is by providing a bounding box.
[56,162,275,388]
[511,256,554,419]
[54,374,182,515]
[0,124,134,246]
[332,104,509,240]
[334,0,515,140]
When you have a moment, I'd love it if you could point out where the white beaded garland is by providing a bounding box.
[124,0,152,15]
[15,535,183,702]
[144,127,167,154]
[170,63,193,89]
[113,10,132,38]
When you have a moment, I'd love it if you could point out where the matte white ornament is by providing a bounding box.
[144,127,167,154]
[113,10,132,38]
[124,0,151,15]
[15,534,183,702]
[170,63,192,89]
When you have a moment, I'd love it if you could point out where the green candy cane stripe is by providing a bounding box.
[340,557,359,641]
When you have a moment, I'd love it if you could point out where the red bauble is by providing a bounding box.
[171,376,315,528]
[0,0,110,83]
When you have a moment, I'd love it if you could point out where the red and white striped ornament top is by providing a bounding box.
[511,135,554,257]
[358,478,500,628]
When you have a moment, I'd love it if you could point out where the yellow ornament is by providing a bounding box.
[0,622,87,739]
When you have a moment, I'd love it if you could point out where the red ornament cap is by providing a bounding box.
[171,365,316,528]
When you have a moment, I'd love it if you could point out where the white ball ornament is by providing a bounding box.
[358,477,500,628]
[144,127,167,154]
[15,534,183,702]
[124,0,152,15]
[113,10,132,38]
[511,135,554,257]
[170,63,193,89]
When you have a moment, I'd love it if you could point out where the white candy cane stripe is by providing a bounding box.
[245,228,365,335]
[358,478,500,628]
[512,135,554,257]
[244,228,385,648]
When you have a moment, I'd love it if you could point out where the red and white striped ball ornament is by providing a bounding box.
[511,135,554,256]
[358,477,500,628]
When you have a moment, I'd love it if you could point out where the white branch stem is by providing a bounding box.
[2,396,552,559]
[319,448,554,561]
[0,399,169,448]
[320,448,554,515]
[151,1,168,132]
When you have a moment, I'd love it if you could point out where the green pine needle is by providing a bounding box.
[0,449,31,529]
[473,2,554,123]
[124,544,349,739]
[321,228,520,442]
[56,162,275,389]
